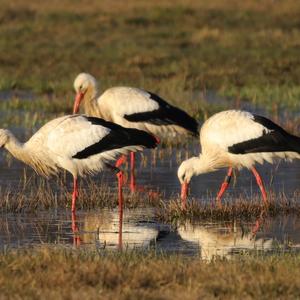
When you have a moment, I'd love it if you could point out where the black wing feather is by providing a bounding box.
[73,116,158,159]
[228,114,300,154]
[124,91,199,137]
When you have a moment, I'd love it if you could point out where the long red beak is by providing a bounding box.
[181,181,189,209]
[73,92,84,114]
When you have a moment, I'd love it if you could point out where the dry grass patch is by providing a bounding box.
[0,247,300,299]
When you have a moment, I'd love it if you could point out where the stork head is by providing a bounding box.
[0,129,10,148]
[178,156,208,203]
[73,73,98,114]
[177,158,197,185]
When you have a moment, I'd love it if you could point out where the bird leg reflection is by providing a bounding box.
[106,163,124,249]
[251,210,267,238]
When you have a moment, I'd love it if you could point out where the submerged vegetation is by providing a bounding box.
[1,247,300,299]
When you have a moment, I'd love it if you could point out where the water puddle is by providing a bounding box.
[1,209,300,259]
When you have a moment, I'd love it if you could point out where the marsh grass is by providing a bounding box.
[0,173,161,213]
[158,192,300,223]
[1,0,300,112]
[1,246,300,299]
[1,171,300,225]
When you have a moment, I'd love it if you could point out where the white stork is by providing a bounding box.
[178,110,300,207]
[0,115,158,212]
[73,73,199,191]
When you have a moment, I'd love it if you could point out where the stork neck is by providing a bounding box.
[4,132,57,177]
[83,87,103,117]
[4,133,29,164]
[192,154,220,176]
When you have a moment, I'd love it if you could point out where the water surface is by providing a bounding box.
[1,208,300,260]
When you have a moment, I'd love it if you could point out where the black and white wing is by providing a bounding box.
[202,110,300,155]
[100,87,199,136]
[45,115,158,175]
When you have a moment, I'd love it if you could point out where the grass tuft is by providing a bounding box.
[157,193,300,223]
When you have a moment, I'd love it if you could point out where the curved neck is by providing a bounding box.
[189,154,221,177]
[4,132,56,177]
[83,86,103,117]
[4,133,28,163]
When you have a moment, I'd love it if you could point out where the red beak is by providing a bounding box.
[181,181,189,208]
[73,92,84,114]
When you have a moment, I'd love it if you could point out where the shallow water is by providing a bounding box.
[1,144,300,200]
[0,92,300,257]
[1,208,300,259]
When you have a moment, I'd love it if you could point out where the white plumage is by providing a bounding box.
[0,114,157,212]
[73,73,199,138]
[200,110,299,168]
[178,110,300,205]
[73,72,199,192]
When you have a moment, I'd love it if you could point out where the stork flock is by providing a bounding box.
[1,72,300,221]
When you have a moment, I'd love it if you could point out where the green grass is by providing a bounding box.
[1,0,300,113]
[0,247,300,299]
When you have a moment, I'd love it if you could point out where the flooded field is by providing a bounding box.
[0,91,299,260]
[0,142,300,258]
[1,209,300,260]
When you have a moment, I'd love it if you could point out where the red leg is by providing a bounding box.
[130,152,135,172]
[117,171,123,249]
[71,211,81,246]
[130,152,136,192]
[115,155,127,168]
[128,152,159,197]
[216,167,233,205]
[251,167,268,203]
[71,176,78,213]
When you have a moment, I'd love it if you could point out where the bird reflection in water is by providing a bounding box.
[70,210,159,250]
[177,214,273,261]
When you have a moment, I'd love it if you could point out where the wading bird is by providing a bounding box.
[178,110,300,207]
[0,115,158,213]
[73,73,198,191]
